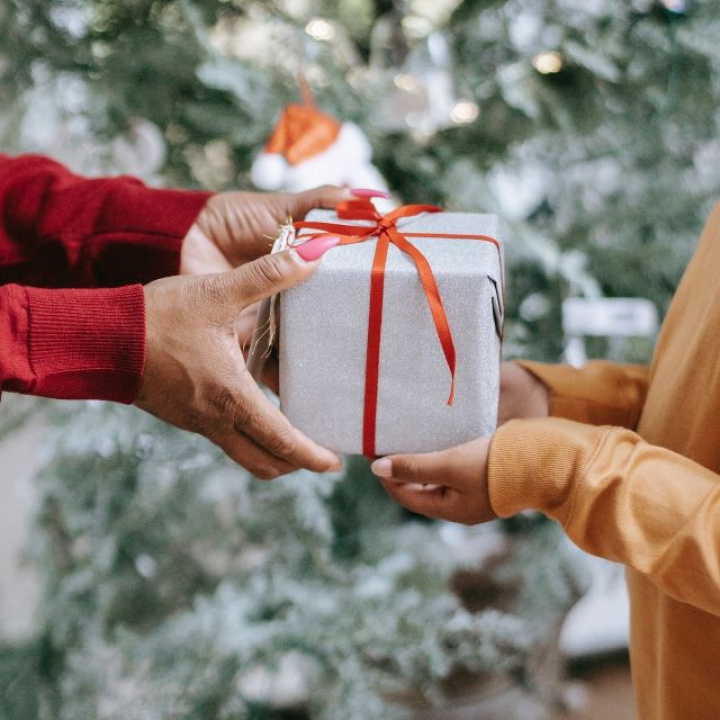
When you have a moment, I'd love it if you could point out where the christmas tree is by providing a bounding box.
[1,1,719,718]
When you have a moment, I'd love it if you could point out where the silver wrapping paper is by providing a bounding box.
[279,209,504,455]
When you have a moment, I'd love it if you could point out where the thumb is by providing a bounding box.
[228,235,340,307]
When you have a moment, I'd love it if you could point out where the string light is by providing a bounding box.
[401,15,434,39]
[660,0,687,13]
[532,51,564,75]
[394,73,420,92]
[305,18,335,42]
[451,100,479,124]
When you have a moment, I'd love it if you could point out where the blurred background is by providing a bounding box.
[1,1,719,718]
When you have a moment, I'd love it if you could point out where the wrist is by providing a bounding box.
[523,364,550,418]
[498,362,550,425]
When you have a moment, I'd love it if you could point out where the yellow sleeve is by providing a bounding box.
[488,418,720,617]
[516,360,650,429]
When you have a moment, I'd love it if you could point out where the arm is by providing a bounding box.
[1,242,344,477]
[0,153,211,288]
[515,360,650,429]
[489,418,720,616]
[0,154,351,402]
[0,153,208,402]
[373,420,720,618]
[0,160,352,476]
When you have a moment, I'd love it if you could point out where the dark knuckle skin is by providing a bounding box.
[233,398,255,431]
[192,274,226,306]
[247,258,284,291]
[211,386,238,421]
[403,458,420,480]
[209,274,230,301]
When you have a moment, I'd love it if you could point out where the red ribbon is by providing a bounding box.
[294,199,502,457]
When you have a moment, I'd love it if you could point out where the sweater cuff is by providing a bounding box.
[24,285,146,402]
[88,183,213,285]
[515,360,647,428]
[487,417,607,522]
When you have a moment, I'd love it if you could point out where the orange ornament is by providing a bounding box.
[263,104,342,166]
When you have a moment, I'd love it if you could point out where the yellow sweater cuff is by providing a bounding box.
[488,417,608,522]
[516,360,648,428]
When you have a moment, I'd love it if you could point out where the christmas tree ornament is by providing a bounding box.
[251,101,389,193]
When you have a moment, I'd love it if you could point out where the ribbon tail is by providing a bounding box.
[362,232,391,457]
[389,229,457,406]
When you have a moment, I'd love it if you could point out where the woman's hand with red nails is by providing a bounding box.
[371,437,495,525]
[137,241,342,479]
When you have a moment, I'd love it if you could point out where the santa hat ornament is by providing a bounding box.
[251,102,389,194]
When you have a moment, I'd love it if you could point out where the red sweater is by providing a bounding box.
[0,154,211,403]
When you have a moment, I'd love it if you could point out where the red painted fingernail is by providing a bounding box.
[351,188,390,199]
[295,234,341,262]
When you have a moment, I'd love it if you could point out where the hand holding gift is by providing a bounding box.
[138,240,344,479]
[371,362,550,524]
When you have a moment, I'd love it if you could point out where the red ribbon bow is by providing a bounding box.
[294,199,500,457]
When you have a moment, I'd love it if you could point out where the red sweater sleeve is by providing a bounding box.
[0,154,212,402]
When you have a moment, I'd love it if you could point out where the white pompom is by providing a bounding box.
[251,153,288,190]
[335,122,373,163]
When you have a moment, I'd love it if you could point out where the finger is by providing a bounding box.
[370,437,489,490]
[236,377,342,473]
[292,185,352,217]
[210,429,300,480]
[227,237,339,308]
[379,479,459,520]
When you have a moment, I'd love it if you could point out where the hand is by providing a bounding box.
[180,185,351,276]
[136,236,343,479]
[370,438,495,525]
[370,363,549,523]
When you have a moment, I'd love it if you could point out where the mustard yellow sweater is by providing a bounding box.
[488,204,720,720]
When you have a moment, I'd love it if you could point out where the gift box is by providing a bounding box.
[257,200,504,456]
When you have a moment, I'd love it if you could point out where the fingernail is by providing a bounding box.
[351,188,390,199]
[371,458,392,478]
[295,234,341,262]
